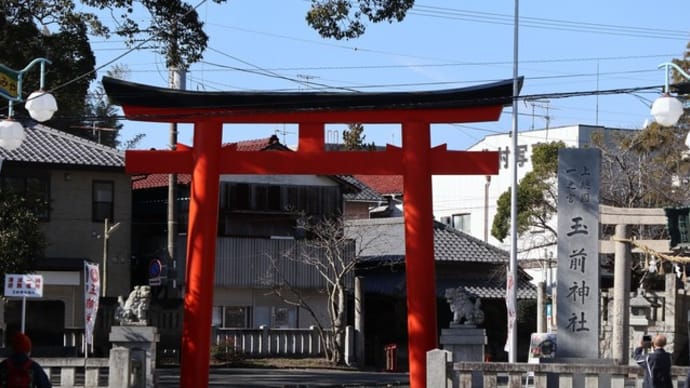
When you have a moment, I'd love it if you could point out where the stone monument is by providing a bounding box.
[109,285,159,388]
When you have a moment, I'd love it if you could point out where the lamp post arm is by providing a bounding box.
[1,58,53,119]
[658,62,690,93]
[15,58,52,102]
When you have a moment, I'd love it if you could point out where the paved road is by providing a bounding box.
[156,367,410,387]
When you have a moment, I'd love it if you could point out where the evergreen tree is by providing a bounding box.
[492,141,563,243]
[342,123,376,150]
[0,189,46,286]
[80,66,130,148]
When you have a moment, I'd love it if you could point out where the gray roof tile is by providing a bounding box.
[433,222,509,263]
[347,217,511,262]
[347,217,536,299]
[339,175,386,202]
[0,122,124,167]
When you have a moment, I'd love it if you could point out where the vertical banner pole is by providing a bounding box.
[20,296,26,333]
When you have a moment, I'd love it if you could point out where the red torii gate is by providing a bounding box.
[103,76,518,388]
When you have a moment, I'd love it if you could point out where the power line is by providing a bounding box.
[179,53,675,73]
[411,4,690,40]
[197,21,683,70]
[49,0,211,95]
[192,60,661,91]
[92,83,663,123]
[204,48,361,92]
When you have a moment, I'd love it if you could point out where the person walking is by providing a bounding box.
[634,333,673,388]
[0,332,51,388]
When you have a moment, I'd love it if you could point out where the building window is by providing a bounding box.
[452,213,471,234]
[92,180,114,222]
[254,306,298,328]
[213,306,251,328]
[272,306,296,328]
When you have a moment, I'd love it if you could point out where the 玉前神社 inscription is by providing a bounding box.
[556,148,600,359]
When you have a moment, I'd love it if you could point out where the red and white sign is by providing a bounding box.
[4,274,43,298]
[84,262,100,346]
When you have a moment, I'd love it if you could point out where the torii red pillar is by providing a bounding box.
[103,76,519,388]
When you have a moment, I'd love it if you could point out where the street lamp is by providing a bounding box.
[0,58,58,151]
[651,62,689,128]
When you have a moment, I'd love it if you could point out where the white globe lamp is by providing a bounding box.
[651,94,684,127]
[25,90,58,122]
[0,119,26,151]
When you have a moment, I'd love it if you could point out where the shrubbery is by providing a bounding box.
[211,337,244,363]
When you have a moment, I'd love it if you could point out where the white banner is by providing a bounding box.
[504,268,516,352]
[84,262,100,346]
[4,274,43,298]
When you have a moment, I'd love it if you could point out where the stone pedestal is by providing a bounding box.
[440,325,486,387]
[110,326,159,388]
[439,325,486,362]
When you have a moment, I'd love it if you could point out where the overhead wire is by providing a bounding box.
[24,1,685,135]
[411,4,690,40]
[90,82,664,124]
[79,4,684,97]
[204,47,361,92]
[48,0,211,95]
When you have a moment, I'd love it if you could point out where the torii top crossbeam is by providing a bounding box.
[103,76,519,388]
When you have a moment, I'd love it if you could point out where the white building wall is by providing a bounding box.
[432,124,635,283]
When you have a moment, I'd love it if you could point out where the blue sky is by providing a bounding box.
[89,0,690,150]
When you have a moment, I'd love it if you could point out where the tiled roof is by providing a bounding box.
[133,173,191,190]
[339,175,385,202]
[0,122,124,167]
[365,272,536,299]
[347,217,536,299]
[231,135,283,151]
[439,276,536,299]
[347,217,509,262]
[354,175,403,196]
[433,221,510,263]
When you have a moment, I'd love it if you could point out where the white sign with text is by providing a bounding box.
[4,274,43,298]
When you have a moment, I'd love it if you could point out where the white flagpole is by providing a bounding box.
[508,0,520,363]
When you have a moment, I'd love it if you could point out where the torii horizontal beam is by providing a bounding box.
[124,143,500,175]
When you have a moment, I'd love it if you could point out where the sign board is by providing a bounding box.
[528,332,558,363]
[4,274,43,298]
[148,258,166,286]
[0,64,18,100]
[556,148,600,358]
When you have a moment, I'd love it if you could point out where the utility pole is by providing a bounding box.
[168,67,184,296]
